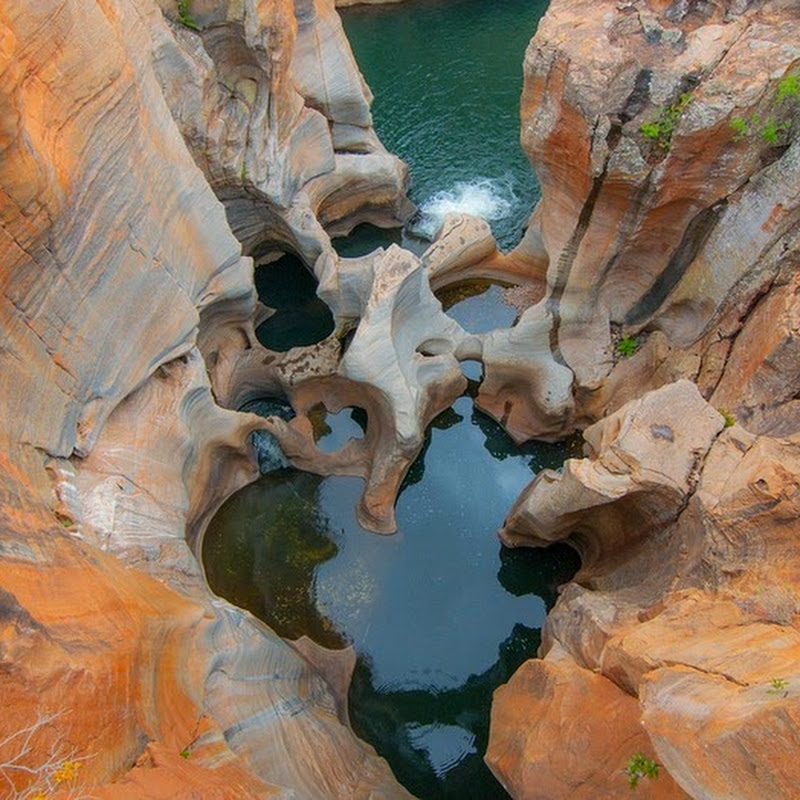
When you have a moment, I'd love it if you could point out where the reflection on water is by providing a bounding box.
[438,283,518,334]
[204,396,580,798]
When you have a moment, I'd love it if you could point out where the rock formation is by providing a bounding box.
[0,0,415,796]
[469,0,800,443]
[480,1,800,798]
[4,0,800,796]
[489,380,800,798]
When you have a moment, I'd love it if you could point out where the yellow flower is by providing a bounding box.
[52,760,81,783]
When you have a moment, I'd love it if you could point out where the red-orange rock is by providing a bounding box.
[486,645,688,799]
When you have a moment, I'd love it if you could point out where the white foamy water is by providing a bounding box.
[409,177,516,241]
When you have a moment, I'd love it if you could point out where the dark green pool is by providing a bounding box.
[204,396,580,798]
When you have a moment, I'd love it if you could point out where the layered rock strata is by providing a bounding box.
[0,0,416,796]
[479,2,800,796]
[489,380,800,798]
[473,0,800,443]
[5,0,800,796]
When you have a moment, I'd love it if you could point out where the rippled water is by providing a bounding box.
[341,0,550,251]
[204,3,573,796]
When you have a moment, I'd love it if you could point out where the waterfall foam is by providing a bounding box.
[409,177,516,241]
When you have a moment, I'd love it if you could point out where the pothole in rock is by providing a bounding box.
[307,403,368,454]
[254,254,335,351]
[332,223,412,257]
[203,393,581,798]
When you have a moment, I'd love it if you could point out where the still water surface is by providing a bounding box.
[205,393,580,797]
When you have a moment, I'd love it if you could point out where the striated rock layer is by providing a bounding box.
[4,0,800,796]
[472,0,800,443]
[0,0,414,796]
[489,380,800,798]
[481,1,800,798]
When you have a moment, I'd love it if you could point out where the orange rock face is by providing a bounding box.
[487,645,688,799]
[488,380,800,798]
[478,0,800,441]
[0,0,413,797]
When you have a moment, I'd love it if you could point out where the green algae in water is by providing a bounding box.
[204,397,580,798]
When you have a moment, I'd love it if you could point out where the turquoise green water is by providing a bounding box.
[341,0,549,252]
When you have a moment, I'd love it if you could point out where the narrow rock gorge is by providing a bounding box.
[1,0,799,799]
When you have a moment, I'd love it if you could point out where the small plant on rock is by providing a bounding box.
[640,91,692,151]
[177,0,199,30]
[0,711,90,799]
[730,116,749,141]
[717,408,735,428]
[777,73,800,103]
[626,753,660,789]
[767,677,789,695]
[616,335,639,358]
[730,72,799,146]
[761,118,792,145]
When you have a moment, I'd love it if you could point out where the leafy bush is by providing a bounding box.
[177,0,199,30]
[729,116,749,141]
[626,753,660,789]
[640,92,692,151]
[730,72,799,146]
[616,335,639,358]
[761,119,792,145]
[777,73,800,103]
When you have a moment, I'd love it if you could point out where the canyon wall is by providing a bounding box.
[474,0,800,445]
[4,0,800,797]
[0,0,413,796]
[485,1,800,797]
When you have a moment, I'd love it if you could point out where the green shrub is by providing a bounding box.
[777,73,800,103]
[729,116,749,141]
[177,0,199,30]
[616,335,639,358]
[717,408,735,428]
[640,92,692,151]
[626,753,659,789]
[730,72,799,145]
[761,118,791,145]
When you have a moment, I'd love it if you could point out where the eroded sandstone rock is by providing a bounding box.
[487,644,688,799]
[490,381,800,798]
[0,0,415,796]
[492,0,800,439]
